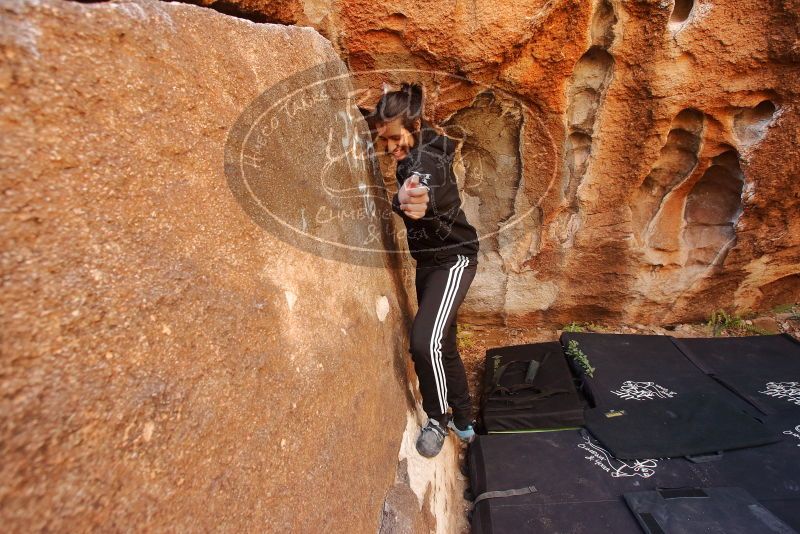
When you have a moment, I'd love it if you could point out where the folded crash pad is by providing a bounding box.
[480,342,585,432]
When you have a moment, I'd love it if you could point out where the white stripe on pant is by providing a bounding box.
[428,255,468,414]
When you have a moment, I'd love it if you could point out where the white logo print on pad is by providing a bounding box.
[611,381,677,401]
[784,425,800,447]
[760,382,800,406]
[578,435,658,478]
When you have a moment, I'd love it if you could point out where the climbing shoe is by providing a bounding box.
[416,418,448,458]
[448,419,476,443]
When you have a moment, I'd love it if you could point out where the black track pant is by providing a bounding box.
[410,254,478,428]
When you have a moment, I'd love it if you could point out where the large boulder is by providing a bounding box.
[0,0,467,531]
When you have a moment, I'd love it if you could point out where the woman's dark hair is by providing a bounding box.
[372,82,434,146]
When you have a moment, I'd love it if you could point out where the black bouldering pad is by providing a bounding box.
[584,393,780,459]
[469,430,705,504]
[623,486,797,534]
[480,342,585,433]
[560,332,778,458]
[560,333,738,406]
[469,424,800,533]
[472,499,642,534]
[671,334,800,415]
[689,411,800,525]
[469,431,710,534]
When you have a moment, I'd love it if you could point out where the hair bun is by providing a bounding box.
[400,82,424,118]
[373,81,426,126]
[400,82,422,96]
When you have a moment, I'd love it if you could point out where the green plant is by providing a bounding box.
[566,339,595,378]
[491,354,502,382]
[772,303,797,314]
[563,322,586,333]
[743,324,772,336]
[456,323,475,351]
[707,309,745,336]
[772,303,800,321]
[707,309,772,336]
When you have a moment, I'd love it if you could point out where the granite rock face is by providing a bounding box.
[0,0,442,531]
[246,0,800,326]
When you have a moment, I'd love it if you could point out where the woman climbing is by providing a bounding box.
[371,82,480,458]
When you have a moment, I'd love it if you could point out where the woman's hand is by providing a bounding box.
[398,174,429,220]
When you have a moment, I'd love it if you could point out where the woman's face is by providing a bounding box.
[376,117,417,161]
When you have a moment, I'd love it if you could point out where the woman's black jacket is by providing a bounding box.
[391,128,479,267]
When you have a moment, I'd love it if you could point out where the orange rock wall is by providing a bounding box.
[270,0,800,326]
